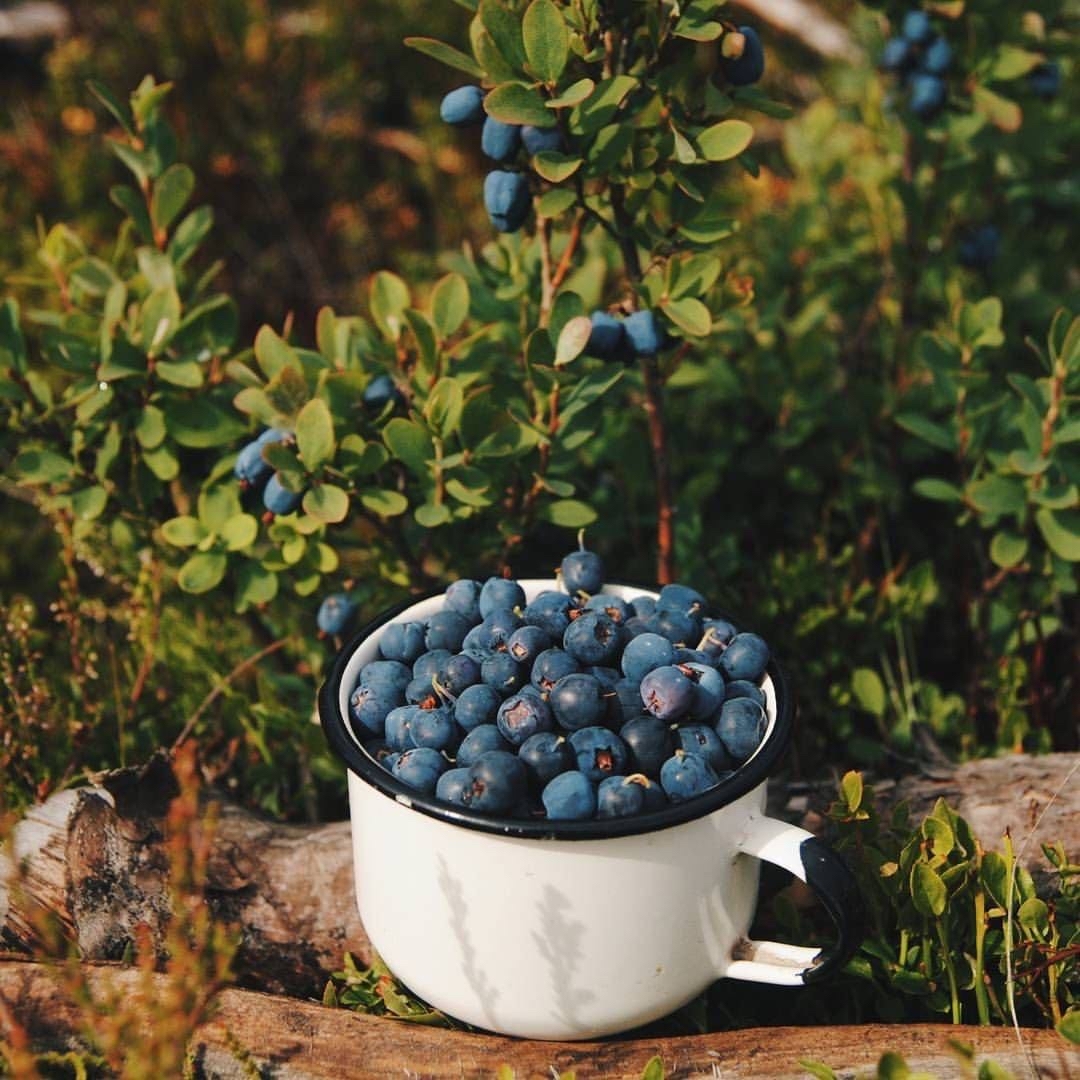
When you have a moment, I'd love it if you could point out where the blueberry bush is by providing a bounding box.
[0,0,1078,1062]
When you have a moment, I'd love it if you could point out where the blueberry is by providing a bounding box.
[920,35,952,75]
[718,632,770,683]
[521,124,563,155]
[453,683,503,731]
[622,616,651,639]
[563,610,621,665]
[480,577,526,618]
[425,610,472,652]
[584,593,633,625]
[349,681,405,737]
[611,678,647,728]
[651,607,702,646]
[880,36,912,72]
[681,662,726,718]
[466,750,528,814]
[235,427,291,486]
[392,747,448,794]
[621,632,676,682]
[657,583,707,616]
[413,649,452,682]
[901,10,933,45]
[464,608,524,653]
[548,673,606,731]
[1028,61,1061,99]
[381,751,401,773]
[438,652,482,696]
[724,679,766,709]
[619,714,675,778]
[518,731,574,790]
[908,72,946,119]
[483,170,531,233]
[640,665,695,721]
[568,726,629,783]
[721,25,765,86]
[622,310,667,356]
[456,723,512,766]
[379,621,427,664]
[409,706,458,752]
[406,675,439,708]
[559,549,604,596]
[631,595,658,618]
[362,373,403,411]
[541,770,597,821]
[700,618,737,656]
[507,624,554,666]
[384,704,420,751]
[674,647,714,666]
[715,697,767,764]
[436,767,473,805]
[660,750,720,803]
[675,723,733,774]
[596,775,650,818]
[482,116,521,162]
[531,647,581,691]
[445,579,483,623]
[586,312,627,361]
[359,660,413,695]
[262,473,303,515]
[440,85,485,126]
[482,653,526,696]
[958,225,1000,270]
[496,692,555,746]
[317,593,357,636]
[523,591,576,637]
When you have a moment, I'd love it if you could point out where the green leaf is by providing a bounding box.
[404,37,484,79]
[797,1062,839,1080]
[295,398,336,472]
[71,486,108,522]
[990,531,1028,569]
[370,271,412,341]
[1035,508,1080,561]
[640,1056,665,1080]
[911,863,947,918]
[384,418,433,475]
[424,377,465,435]
[161,516,206,547]
[673,15,723,42]
[445,477,492,507]
[987,46,1044,82]
[431,274,470,338]
[479,0,526,73]
[177,552,227,594]
[546,78,594,109]
[522,0,568,82]
[571,75,637,133]
[220,513,259,551]
[167,205,214,268]
[142,443,179,481]
[554,316,592,367]
[877,1053,910,1080]
[972,84,1022,133]
[912,478,964,503]
[0,298,26,374]
[151,163,195,232]
[537,188,576,216]
[966,475,1025,517]
[851,668,886,718]
[13,448,73,485]
[671,127,697,165]
[840,770,864,813]
[87,79,135,136]
[140,287,181,356]
[485,82,555,127]
[415,501,452,527]
[1017,897,1049,935]
[264,365,311,421]
[662,297,711,337]
[532,151,582,182]
[132,404,166,451]
[254,325,301,379]
[1058,1008,1080,1046]
[895,413,957,452]
[361,490,409,518]
[164,400,247,448]
[696,119,753,162]
[155,359,204,388]
[542,499,596,528]
[304,484,350,523]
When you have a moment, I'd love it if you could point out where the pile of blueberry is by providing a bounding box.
[348,546,773,822]
[880,9,953,120]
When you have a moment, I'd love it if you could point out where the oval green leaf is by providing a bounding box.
[161,515,206,548]
[431,273,470,338]
[554,315,592,367]
[485,82,557,127]
[696,119,754,162]
[911,862,947,918]
[177,551,228,594]
[361,490,409,518]
[523,0,568,83]
[296,398,336,473]
[304,484,350,524]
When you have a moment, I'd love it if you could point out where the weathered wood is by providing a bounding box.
[3,754,1078,1004]
[0,960,1073,1079]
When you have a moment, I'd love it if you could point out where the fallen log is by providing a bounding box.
[2,754,1078,1002]
[0,960,1073,1080]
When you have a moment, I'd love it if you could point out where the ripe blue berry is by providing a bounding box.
[520,124,563,155]
[262,473,302,515]
[453,683,503,731]
[1028,62,1061,99]
[715,697,767,764]
[359,660,413,695]
[483,170,531,233]
[408,706,458,752]
[621,632,675,682]
[721,25,765,86]
[880,37,912,72]
[379,621,427,663]
[568,726,629,783]
[681,662,726,718]
[584,594,633,625]
[425,610,472,652]
[658,583,707,616]
[908,72,946,119]
[384,704,420,751]
[586,312,627,361]
[619,714,675,779]
[563,610,621,666]
[920,36,952,75]
[531,646,581,691]
[718,632,770,683]
[623,310,667,356]
[560,549,604,595]
[413,649,451,682]
[436,767,473,806]
[482,116,521,162]
[456,724,512,766]
[496,692,555,746]
[724,679,766,709]
[523,591,576,637]
[518,731,574,791]
[393,747,448,794]
[596,775,652,818]
[507,624,554,666]
[640,665,695,721]
[440,85,485,126]
[901,10,933,45]
[466,750,527,814]
[660,751,720,803]
[362,373,402,411]
[349,682,404,737]
[317,593,357,636]
[548,673,606,731]
[675,723,733,774]
[438,652,482,696]
[541,770,597,821]
[445,579,482,623]
[479,577,526,618]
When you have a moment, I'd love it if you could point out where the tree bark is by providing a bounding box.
[3,754,1078,1002]
[1,960,1073,1080]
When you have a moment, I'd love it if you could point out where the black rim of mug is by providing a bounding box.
[318,585,794,841]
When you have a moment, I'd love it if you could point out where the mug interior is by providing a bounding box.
[319,580,792,840]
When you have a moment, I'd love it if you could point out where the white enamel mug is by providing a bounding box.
[319,581,862,1041]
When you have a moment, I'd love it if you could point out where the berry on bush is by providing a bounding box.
[483,170,531,233]
[720,25,765,86]
[439,85,485,126]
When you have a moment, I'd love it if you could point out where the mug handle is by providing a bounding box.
[723,814,864,986]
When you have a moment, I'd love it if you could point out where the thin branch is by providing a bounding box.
[550,212,586,293]
[538,217,555,328]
